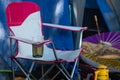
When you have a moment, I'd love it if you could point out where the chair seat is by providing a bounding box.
[16,45,83,62]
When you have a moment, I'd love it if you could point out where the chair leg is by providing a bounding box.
[51,63,76,80]
[10,38,15,80]
[39,62,77,80]
[39,64,55,80]
[13,59,37,80]
[51,69,61,80]
[40,63,71,80]
[50,63,71,80]
[56,64,72,80]
[71,59,78,78]
[26,62,35,80]
[41,64,44,80]
[11,58,15,80]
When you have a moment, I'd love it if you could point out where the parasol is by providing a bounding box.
[83,32,120,50]
[81,31,120,72]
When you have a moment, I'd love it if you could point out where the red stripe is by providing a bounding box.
[6,2,40,26]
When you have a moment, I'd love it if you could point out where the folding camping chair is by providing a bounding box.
[6,2,87,80]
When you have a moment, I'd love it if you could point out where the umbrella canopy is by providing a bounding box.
[81,32,120,72]
[83,32,120,49]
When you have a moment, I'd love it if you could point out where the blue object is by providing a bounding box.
[97,0,120,31]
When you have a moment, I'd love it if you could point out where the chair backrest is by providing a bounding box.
[6,2,43,56]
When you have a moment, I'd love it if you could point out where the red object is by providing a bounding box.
[6,2,40,26]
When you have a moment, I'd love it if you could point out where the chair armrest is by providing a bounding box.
[42,23,87,32]
[8,36,52,45]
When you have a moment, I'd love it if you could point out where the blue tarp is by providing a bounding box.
[97,0,120,31]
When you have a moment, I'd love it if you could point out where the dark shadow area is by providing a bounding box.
[83,8,108,38]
